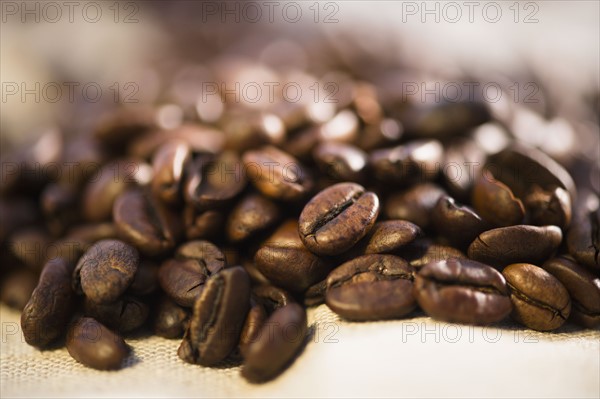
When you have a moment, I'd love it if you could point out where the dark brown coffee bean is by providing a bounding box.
[183,206,224,241]
[524,186,571,229]
[299,183,379,256]
[151,140,191,206]
[384,183,446,229]
[66,317,130,370]
[153,296,190,338]
[502,263,571,331]
[567,208,599,272]
[74,239,139,304]
[243,145,313,201]
[241,303,307,383]
[113,188,182,256]
[84,295,149,333]
[0,270,37,310]
[158,240,226,307]
[326,254,416,321]
[468,225,562,268]
[252,284,294,313]
[345,220,422,258]
[239,303,268,358]
[399,239,467,270]
[185,151,247,210]
[9,227,51,271]
[472,175,525,227]
[255,220,331,292]
[129,260,159,296]
[41,183,79,236]
[414,258,512,324]
[313,142,367,183]
[178,266,251,366]
[303,279,327,307]
[370,140,443,184]
[21,258,75,348]
[432,196,488,249]
[542,256,600,327]
[226,194,280,242]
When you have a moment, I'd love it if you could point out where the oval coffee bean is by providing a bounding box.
[432,196,488,249]
[350,220,422,256]
[303,279,327,307]
[398,238,466,270]
[243,145,313,201]
[472,175,525,227]
[414,258,512,324]
[370,140,444,184]
[567,208,599,271]
[183,206,224,241]
[153,296,190,339]
[312,142,367,183]
[74,239,139,304]
[326,254,416,321]
[299,182,379,256]
[226,194,280,242]
[151,140,191,206]
[113,188,182,256]
[252,284,294,313]
[384,183,446,229]
[21,258,75,348]
[468,225,562,269]
[67,317,129,370]
[524,186,571,229]
[238,303,268,358]
[255,220,331,293]
[128,260,159,296]
[502,263,571,331]
[84,296,149,333]
[241,303,307,383]
[542,256,600,327]
[178,266,251,366]
[0,270,37,310]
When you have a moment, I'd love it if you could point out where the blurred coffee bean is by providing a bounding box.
[227,194,280,242]
[222,111,285,151]
[432,196,488,249]
[0,270,37,310]
[567,208,599,272]
[441,139,485,200]
[348,220,422,257]
[94,106,157,149]
[313,142,367,183]
[370,140,444,184]
[9,227,51,271]
[151,140,191,206]
[129,260,159,297]
[153,296,190,339]
[41,183,80,237]
[502,263,571,331]
[303,279,327,307]
[384,183,446,229]
[238,303,268,358]
[399,238,467,270]
[355,118,403,151]
[468,225,563,269]
[0,198,38,243]
[472,175,525,227]
[524,186,571,229]
[183,206,224,241]
[252,284,294,313]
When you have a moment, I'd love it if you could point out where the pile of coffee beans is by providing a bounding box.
[1,57,599,383]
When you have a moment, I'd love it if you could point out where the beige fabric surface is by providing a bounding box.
[1,303,599,398]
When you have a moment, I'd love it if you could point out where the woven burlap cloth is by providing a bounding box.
[1,304,598,398]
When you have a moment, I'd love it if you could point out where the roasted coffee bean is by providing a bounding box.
[151,140,191,206]
[239,303,268,358]
[222,111,285,151]
[502,263,571,331]
[241,303,307,383]
[524,186,571,229]
[370,140,443,184]
[472,175,525,227]
[432,196,488,249]
[299,183,379,256]
[153,296,190,338]
[384,183,446,229]
[313,142,367,183]
[326,254,416,321]
[414,258,512,324]
[129,260,159,296]
[243,146,313,201]
[21,258,75,348]
[542,256,600,327]
[0,270,37,310]
[345,220,422,258]
[41,183,80,236]
[468,225,562,268]
[60,135,105,188]
[317,110,359,143]
[399,239,467,270]
[226,194,280,242]
[255,220,331,292]
[178,266,251,366]
[84,296,149,333]
[356,118,403,151]
[113,187,182,256]
[441,139,485,200]
[252,284,294,313]
[183,206,224,241]
[567,208,599,271]
[74,239,139,303]
[66,317,130,370]
[185,152,247,210]
[303,279,327,307]
[9,228,51,271]
[158,240,226,307]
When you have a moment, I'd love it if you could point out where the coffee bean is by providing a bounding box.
[384,183,446,229]
[524,186,571,229]
[74,239,139,303]
[472,175,525,227]
[158,240,226,307]
[66,317,130,370]
[222,111,285,151]
[255,220,331,292]
[185,151,246,210]
[0,198,39,243]
[299,183,379,256]
[432,196,488,249]
[129,260,159,297]
[502,263,571,331]
[113,188,182,256]
[399,238,467,270]
[151,140,191,206]
[441,139,485,200]
[66,222,118,245]
[153,296,190,338]
[303,279,327,307]
[178,266,251,366]
[414,258,512,324]
[241,303,307,383]
[567,208,599,272]
[9,227,51,271]
[84,295,149,333]
[0,270,37,310]
[41,183,80,236]
[183,206,224,241]
[542,256,600,327]
[239,303,268,358]
[21,258,75,348]
[243,145,313,201]
[326,254,415,321]
[313,142,367,183]
[468,225,562,268]
[252,284,294,313]
[226,194,280,242]
[370,140,444,184]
